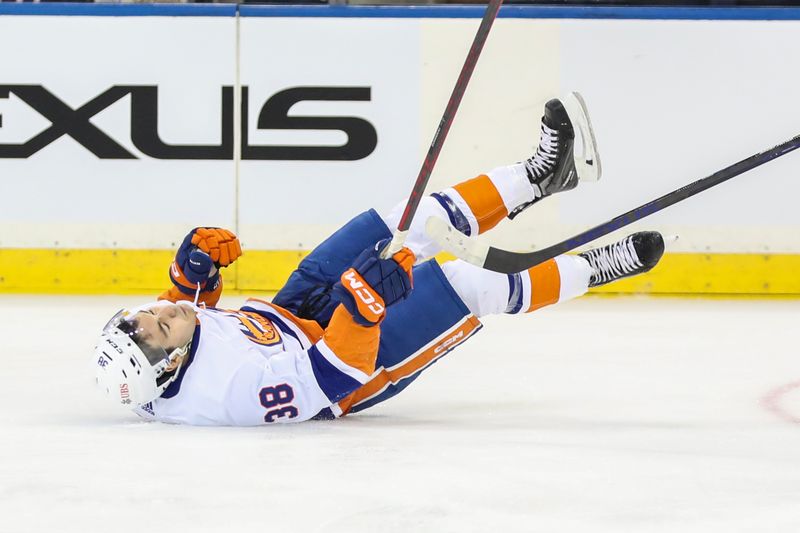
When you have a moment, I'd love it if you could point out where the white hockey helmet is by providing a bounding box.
[92,306,190,408]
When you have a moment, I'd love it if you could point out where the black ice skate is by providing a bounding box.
[509,92,601,219]
[579,231,665,287]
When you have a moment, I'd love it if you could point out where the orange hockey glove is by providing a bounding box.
[190,227,242,267]
[166,227,242,299]
[333,239,415,326]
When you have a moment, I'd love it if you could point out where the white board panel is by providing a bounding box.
[559,20,800,252]
[1,14,800,254]
[237,17,421,249]
[0,16,236,248]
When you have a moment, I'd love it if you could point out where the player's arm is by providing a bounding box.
[159,227,242,307]
[309,240,415,397]
[231,241,415,425]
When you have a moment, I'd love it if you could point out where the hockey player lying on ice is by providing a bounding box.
[93,97,665,426]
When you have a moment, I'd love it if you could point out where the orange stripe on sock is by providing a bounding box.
[336,316,482,415]
[453,175,508,234]
[526,259,561,313]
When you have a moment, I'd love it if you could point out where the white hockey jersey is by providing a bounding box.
[133,299,377,426]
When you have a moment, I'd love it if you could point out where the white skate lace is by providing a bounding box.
[524,123,560,195]
[583,236,643,284]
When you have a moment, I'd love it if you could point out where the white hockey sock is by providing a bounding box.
[442,164,535,236]
[381,164,537,261]
[442,255,592,318]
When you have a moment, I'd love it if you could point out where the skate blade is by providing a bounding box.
[563,91,602,182]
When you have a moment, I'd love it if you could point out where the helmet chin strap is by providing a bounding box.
[160,304,196,376]
[164,298,201,375]
[162,341,191,377]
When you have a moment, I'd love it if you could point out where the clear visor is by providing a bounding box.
[103,308,171,368]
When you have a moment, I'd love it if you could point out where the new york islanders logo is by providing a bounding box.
[220,310,282,346]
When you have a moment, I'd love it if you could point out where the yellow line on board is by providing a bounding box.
[587,253,800,295]
[1,249,799,296]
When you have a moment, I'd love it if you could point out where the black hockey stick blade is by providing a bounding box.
[428,133,800,274]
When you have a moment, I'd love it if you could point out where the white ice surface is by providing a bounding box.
[1,295,799,533]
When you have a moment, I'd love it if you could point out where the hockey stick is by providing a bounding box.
[427,133,800,274]
[382,0,504,258]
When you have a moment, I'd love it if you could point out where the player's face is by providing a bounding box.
[133,303,197,353]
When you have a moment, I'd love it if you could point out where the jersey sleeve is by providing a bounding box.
[227,304,381,425]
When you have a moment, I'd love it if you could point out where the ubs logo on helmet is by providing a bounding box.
[119,383,131,405]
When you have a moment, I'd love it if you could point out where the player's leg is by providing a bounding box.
[382,97,595,260]
[274,96,596,325]
[272,210,392,326]
[442,231,665,318]
[318,260,480,418]
[324,230,664,419]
